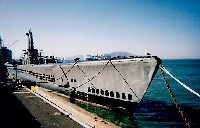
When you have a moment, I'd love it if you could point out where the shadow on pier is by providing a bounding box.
[0,80,42,128]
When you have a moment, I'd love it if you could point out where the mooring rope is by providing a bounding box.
[159,64,190,128]
[76,64,98,112]
[109,60,141,102]
[159,65,200,98]
[59,59,79,80]
[76,60,110,89]
[76,65,94,87]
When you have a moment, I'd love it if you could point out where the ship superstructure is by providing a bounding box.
[21,29,57,64]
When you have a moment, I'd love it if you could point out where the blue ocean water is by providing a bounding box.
[134,59,200,128]
[76,59,200,128]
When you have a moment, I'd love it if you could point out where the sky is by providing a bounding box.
[0,0,200,59]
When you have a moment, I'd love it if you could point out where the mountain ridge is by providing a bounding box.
[64,52,135,60]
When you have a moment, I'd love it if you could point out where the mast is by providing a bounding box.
[26,29,34,50]
[25,29,39,64]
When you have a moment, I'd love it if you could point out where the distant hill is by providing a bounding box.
[104,52,135,57]
[64,52,135,60]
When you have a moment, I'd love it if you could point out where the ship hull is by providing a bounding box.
[13,56,160,112]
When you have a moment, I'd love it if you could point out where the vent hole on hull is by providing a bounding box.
[128,94,132,100]
[101,90,104,95]
[92,88,95,93]
[105,90,109,96]
[88,87,91,92]
[122,93,126,99]
[116,92,120,98]
[110,91,114,97]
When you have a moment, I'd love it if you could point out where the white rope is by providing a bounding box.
[159,65,200,98]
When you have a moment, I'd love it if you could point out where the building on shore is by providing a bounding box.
[0,36,12,62]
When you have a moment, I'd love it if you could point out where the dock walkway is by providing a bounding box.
[0,80,82,128]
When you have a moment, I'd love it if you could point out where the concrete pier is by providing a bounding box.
[0,79,83,128]
[31,86,119,128]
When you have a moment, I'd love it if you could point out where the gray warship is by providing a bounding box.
[10,29,161,113]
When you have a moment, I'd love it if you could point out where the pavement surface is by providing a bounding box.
[0,79,83,128]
